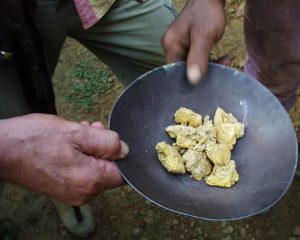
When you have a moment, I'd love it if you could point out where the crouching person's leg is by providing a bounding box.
[244,0,300,182]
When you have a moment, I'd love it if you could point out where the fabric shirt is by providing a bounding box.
[73,0,115,29]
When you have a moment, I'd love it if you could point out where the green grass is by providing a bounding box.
[65,58,111,114]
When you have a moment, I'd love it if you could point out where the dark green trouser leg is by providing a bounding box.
[0,62,31,240]
[55,0,178,87]
[0,64,30,119]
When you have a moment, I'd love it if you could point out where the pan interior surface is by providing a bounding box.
[109,62,298,220]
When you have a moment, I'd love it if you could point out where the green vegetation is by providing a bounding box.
[65,58,111,114]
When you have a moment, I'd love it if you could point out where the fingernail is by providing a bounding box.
[187,65,202,85]
[120,140,129,158]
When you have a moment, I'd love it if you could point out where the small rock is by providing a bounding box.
[240,228,247,237]
[133,228,140,235]
[180,234,185,239]
[197,227,203,235]
[223,226,234,234]
[108,77,114,83]
[172,219,179,225]
[294,225,300,236]
[221,221,227,227]
[228,8,235,13]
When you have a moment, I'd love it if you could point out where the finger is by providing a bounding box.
[64,160,124,206]
[162,29,188,64]
[164,46,187,64]
[186,36,213,85]
[75,126,129,160]
[81,121,90,126]
[91,121,105,129]
[96,160,124,191]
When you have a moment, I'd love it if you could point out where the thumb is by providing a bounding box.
[186,37,213,85]
[74,126,129,160]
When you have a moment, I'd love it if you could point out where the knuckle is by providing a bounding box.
[68,122,85,139]
[162,29,177,49]
[106,131,120,155]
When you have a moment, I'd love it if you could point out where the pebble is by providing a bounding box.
[294,226,300,236]
[228,8,235,13]
[133,228,140,235]
[221,221,227,227]
[172,219,179,225]
[240,228,247,237]
[108,77,114,83]
[223,226,234,234]
[197,227,203,235]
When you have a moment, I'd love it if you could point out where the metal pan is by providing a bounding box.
[109,62,298,220]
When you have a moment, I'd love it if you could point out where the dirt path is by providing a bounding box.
[1,1,299,240]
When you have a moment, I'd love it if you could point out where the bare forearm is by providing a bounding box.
[0,117,22,181]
